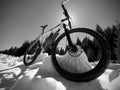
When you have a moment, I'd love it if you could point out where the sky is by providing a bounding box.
[0,0,120,50]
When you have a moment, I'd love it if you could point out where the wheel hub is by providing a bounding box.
[68,45,83,57]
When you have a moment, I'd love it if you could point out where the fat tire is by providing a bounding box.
[51,28,110,82]
[23,41,41,66]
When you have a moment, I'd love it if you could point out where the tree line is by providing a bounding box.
[95,21,120,63]
[0,21,120,63]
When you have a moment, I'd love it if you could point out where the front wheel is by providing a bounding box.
[51,28,110,82]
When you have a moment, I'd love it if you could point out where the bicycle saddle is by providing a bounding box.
[41,25,48,30]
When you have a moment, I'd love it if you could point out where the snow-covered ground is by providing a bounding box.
[0,53,120,90]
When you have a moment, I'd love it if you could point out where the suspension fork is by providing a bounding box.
[63,24,77,52]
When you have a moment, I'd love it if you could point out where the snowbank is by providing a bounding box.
[0,54,21,71]
[10,53,105,90]
[108,63,120,70]
[11,76,66,90]
[1,53,120,90]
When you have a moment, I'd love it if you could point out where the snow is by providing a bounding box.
[0,53,120,90]
[108,69,120,90]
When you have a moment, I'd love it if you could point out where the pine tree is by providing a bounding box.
[95,24,118,62]
[114,21,120,63]
[43,29,60,53]
[104,26,117,61]
[96,24,105,37]
[15,40,30,56]
[76,38,82,46]
[82,37,100,62]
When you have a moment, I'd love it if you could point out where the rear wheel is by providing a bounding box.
[23,41,41,66]
[51,28,110,82]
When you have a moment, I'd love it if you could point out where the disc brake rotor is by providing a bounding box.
[68,46,83,57]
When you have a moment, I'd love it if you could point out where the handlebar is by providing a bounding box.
[61,1,72,29]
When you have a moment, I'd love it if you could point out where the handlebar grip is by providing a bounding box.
[61,0,69,5]
[61,4,69,18]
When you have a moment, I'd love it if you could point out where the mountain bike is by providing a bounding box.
[23,0,110,82]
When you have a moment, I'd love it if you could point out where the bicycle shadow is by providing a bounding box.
[0,64,27,90]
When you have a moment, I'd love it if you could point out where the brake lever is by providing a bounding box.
[61,0,69,5]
